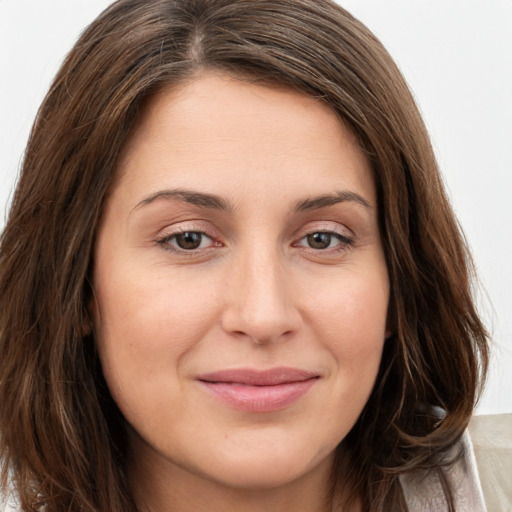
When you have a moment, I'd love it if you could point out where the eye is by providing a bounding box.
[296,231,353,250]
[157,231,215,252]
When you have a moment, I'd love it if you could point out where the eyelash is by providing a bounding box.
[156,229,354,255]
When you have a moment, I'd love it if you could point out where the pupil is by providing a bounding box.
[307,232,331,249]
[176,232,202,250]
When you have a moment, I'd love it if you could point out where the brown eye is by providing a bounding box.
[174,232,204,250]
[157,230,219,254]
[296,231,354,252]
[306,232,333,249]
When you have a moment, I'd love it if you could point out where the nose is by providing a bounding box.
[220,247,302,345]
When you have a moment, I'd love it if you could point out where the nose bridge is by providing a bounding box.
[221,240,299,343]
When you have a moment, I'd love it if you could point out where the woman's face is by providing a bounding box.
[92,73,389,495]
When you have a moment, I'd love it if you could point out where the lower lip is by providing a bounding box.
[199,379,317,412]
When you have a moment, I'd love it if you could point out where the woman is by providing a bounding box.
[0,1,489,511]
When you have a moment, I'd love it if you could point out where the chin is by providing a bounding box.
[192,436,336,491]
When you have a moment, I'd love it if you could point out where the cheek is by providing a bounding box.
[92,261,221,398]
[92,274,222,438]
[308,271,389,347]
[303,265,389,404]
[321,284,387,421]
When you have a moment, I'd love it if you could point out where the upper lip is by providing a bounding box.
[197,367,319,386]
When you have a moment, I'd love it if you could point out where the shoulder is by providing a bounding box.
[399,427,487,511]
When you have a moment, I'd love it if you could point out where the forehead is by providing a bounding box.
[112,72,375,208]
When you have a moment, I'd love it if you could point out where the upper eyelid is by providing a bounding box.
[155,220,220,238]
[157,229,214,243]
[292,220,354,239]
[158,229,210,240]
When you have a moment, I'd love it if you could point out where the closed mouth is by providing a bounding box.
[197,367,319,412]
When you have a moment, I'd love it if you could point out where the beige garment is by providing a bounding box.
[400,414,512,511]
[470,414,512,512]
[400,429,487,511]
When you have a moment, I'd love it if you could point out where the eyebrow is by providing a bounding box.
[292,191,372,212]
[132,189,233,213]
[131,188,371,214]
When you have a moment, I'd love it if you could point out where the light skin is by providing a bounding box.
[92,73,390,512]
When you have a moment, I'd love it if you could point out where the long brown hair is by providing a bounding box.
[0,1,488,511]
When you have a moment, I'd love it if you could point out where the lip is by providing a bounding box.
[197,367,319,413]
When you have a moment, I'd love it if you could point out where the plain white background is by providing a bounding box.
[0,0,511,414]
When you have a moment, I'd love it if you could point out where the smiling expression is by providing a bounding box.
[91,73,390,501]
